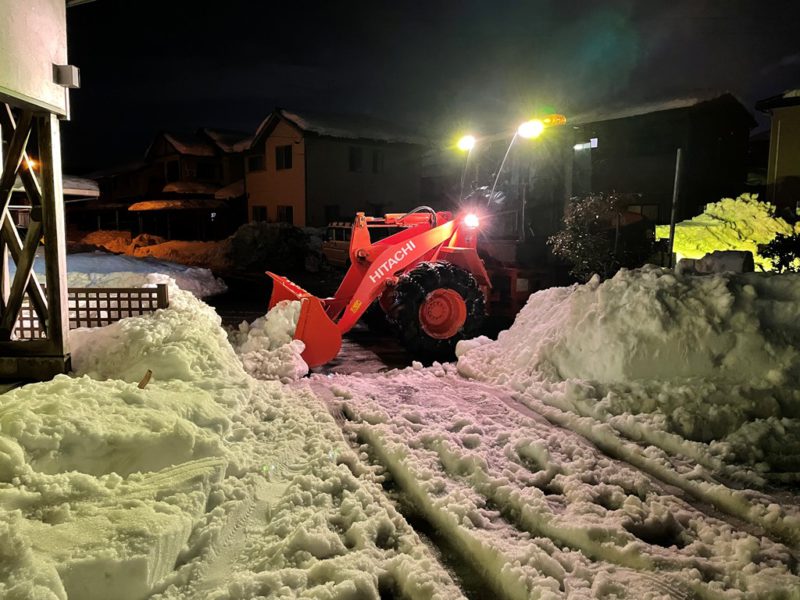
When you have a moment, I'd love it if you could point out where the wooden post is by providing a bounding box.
[38,112,70,359]
[0,122,5,312]
[667,148,683,268]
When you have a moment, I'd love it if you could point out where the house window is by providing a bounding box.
[276,145,292,170]
[348,146,363,172]
[196,161,217,180]
[247,154,265,172]
[324,205,340,223]
[277,205,294,224]
[252,206,268,222]
[371,150,383,174]
[165,160,180,182]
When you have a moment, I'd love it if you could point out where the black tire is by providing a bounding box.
[388,261,485,360]
[362,299,392,332]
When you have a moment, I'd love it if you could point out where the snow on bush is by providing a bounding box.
[229,300,308,381]
[655,194,800,271]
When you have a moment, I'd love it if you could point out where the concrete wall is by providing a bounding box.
[304,137,422,227]
[245,120,306,225]
[766,106,800,212]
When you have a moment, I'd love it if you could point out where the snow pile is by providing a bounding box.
[80,230,131,254]
[71,286,247,388]
[458,266,800,386]
[229,300,308,381]
[132,239,232,272]
[2,287,456,598]
[457,267,800,476]
[38,252,228,298]
[655,194,800,271]
[80,230,233,273]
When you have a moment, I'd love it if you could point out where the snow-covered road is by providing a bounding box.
[310,368,800,598]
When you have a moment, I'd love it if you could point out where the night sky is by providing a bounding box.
[62,0,800,172]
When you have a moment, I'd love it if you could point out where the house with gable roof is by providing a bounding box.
[244,108,427,227]
[756,89,800,213]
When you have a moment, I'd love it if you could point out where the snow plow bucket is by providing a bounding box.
[266,272,342,368]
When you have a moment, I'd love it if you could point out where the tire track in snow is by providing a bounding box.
[315,377,689,598]
[314,370,800,598]
[511,384,800,548]
[326,393,487,600]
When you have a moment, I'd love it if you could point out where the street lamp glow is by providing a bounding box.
[457,134,476,151]
[517,119,544,139]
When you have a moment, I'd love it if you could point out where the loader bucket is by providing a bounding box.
[266,272,342,368]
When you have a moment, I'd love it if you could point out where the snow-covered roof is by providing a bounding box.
[128,199,226,211]
[214,179,245,200]
[162,181,220,195]
[571,93,753,126]
[201,128,253,153]
[756,88,800,112]
[162,132,217,157]
[12,174,99,197]
[253,108,428,146]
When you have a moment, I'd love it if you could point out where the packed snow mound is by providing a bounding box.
[458,266,800,385]
[71,285,248,389]
[229,300,308,381]
[655,194,800,271]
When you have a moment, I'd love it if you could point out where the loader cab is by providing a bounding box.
[322,218,405,268]
[322,222,353,267]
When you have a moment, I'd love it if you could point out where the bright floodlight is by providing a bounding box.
[457,135,476,151]
[464,213,480,228]
[517,119,544,139]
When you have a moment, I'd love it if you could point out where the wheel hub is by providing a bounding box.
[419,288,467,339]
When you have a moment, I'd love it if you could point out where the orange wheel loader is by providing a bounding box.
[267,206,491,367]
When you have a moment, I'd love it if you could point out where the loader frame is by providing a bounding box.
[268,209,491,367]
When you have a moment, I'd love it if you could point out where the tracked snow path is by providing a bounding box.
[311,368,800,599]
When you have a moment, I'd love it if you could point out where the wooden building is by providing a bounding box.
[756,89,800,215]
[570,93,756,223]
[83,128,251,239]
[245,108,426,227]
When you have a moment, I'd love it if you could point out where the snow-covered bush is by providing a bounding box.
[229,222,310,270]
[759,232,800,273]
[655,194,800,271]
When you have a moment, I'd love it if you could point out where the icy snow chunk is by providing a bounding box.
[232,300,302,353]
[230,300,309,381]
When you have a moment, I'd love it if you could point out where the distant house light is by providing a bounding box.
[574,138,599,151]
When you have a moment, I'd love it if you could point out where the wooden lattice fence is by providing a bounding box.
[15,284,169,340]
